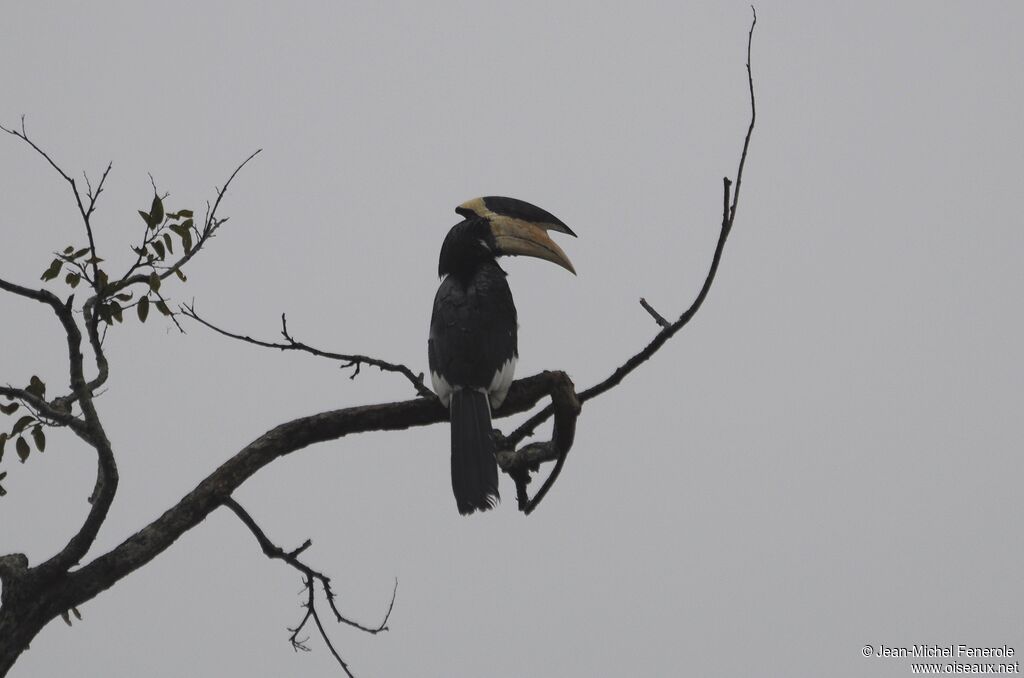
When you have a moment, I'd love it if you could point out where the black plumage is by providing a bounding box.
[429,197,576,515]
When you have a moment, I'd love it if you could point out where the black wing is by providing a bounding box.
[428,262,518,396]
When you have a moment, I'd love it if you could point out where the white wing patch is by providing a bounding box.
[433,357,516,410]
[431,370,452,408]
[487,356,517,409]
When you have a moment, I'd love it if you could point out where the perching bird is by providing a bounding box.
[428,196,576,515]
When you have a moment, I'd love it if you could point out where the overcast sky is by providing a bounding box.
[2,2,1022,677]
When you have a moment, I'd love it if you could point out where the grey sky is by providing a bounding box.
[2,2,1022,676]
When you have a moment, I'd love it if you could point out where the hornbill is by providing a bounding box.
[429,196,576,515]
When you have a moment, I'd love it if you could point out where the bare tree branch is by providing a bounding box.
[639,297,670,328]
[62,370,559,596]
[498,371,580,514]
[84,162,113,221]
[0,118,105,284]
[181,305,434,398]
[0,117,76,184]
[729,6,758,228]
[505,8,757,461]
[0,370,564,675]
[0,385,84,433]
[223,498,395,675]
[0,276,119,564]
[81,298,110,395]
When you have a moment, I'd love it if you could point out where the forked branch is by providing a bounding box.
[224,498,396,675]
[181,306,433,398]
[504,8,757,478]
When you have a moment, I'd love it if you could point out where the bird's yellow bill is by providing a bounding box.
[491,218,576,275]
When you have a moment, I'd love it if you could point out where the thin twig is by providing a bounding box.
[182,305,433,398]
[152,289,185,334]
[0,118,104,285]
[85,163,113,219]
[729,6,757,229]
[308,580,355,678]
[639,298,670,328]
[222,498,395,675]
[0,117,75,184]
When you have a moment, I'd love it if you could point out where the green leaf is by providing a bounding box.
[178,209,194,218]
[138,209,153,228]
[63,246,74,255]
[155,300,171,316]
[26,376,45,399]
[96,269,109,291]
[60,247,91,263]
[98,304,112,324]
[13,415,35,434]
[148,272,161,292]
[31,425,45,453]
[170,222,194,252]
[162,232,173,255]
[150,194,165,226]
[132,246,147,256]
[16,436,29,462]
[41,258,62,281]
[108,301,123,323]
[174,268,187,282]
[115,292,133,302]
[152,240,165,260]
[65,272,81,288]
[0,402,18,415]
[138,296,150,322]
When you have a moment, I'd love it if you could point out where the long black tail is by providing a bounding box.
[450,389,499,515]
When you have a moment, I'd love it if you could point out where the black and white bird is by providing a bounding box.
[428,196,576,515]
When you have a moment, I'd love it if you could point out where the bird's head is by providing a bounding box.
[438,196,577,278]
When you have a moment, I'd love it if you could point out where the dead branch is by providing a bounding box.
[180,306,434,399]
[0,118,105,284]
[223,498,395,675]
[504,8,756,465]
[0,273,118,579]
[639,297,671,328]
[495,371,581,514]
